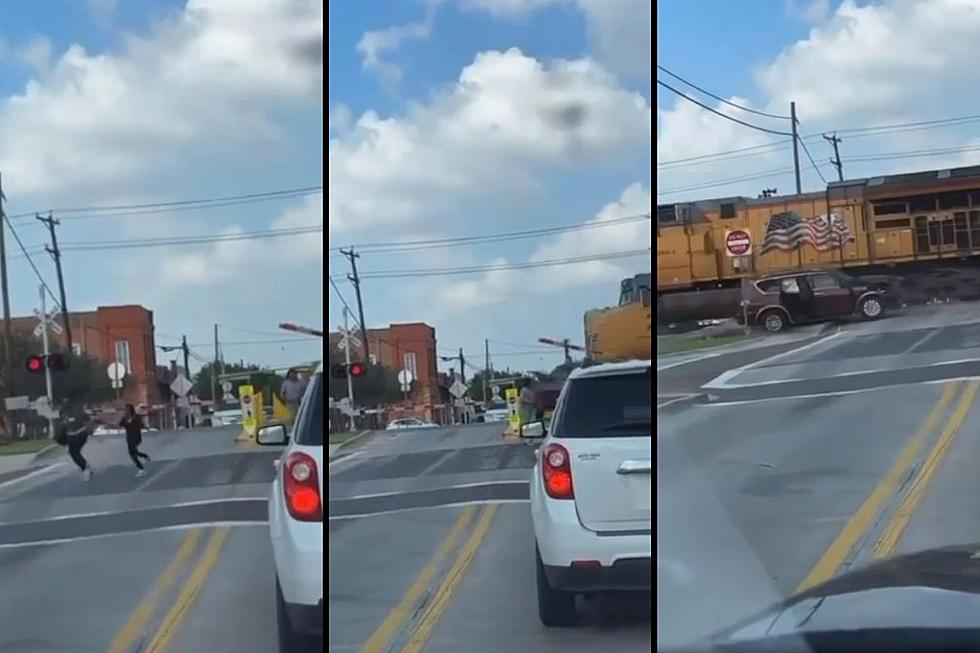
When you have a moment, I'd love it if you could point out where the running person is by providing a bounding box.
[59,404,95,480]
[120,404,151,477]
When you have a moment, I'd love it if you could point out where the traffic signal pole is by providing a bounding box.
[39,286,54,438]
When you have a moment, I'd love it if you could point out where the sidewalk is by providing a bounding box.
[328,430,372,460]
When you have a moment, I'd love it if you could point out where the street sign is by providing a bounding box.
[4,396,29,410]
[107,362,126,382]
[400,383,411,393]
[725,229,752,257]
[32,309,63,336]
[505,387,520,428]
[170,374,193,398]
[449,380,467,399]
[111,379,123,390]
[397,369,414,385]
[222,381,232,393]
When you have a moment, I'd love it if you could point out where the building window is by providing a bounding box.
[720,203,737,219]
[404,352,417,379]
[115,340,131,374]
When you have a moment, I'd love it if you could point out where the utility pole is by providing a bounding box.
[0,172,12,406]
[458,347,466,385]
[483,339,490,403]
[182,335,190,428]
[823,133,844,182]
[211,324,219,403]
[343,308,355,430]
[39,286,54,438]
[340,247,369,361]
[791,101,802,195]
[37,212,72,354]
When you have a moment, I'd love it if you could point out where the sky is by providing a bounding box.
[657,0,980,203]
[0,0,323,374]
[328,0,653,376]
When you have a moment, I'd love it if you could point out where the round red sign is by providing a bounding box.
[726,230,752,256]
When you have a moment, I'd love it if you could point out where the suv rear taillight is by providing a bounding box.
[541,443,574,500]
[283,452,322,521]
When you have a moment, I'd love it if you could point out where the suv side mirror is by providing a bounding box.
[256,423,289,446]
[520,421,546,439]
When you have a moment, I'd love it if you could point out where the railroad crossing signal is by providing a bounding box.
[26,353,69,373]
[331,362,366,379]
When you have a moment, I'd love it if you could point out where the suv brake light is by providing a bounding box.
[283,452,322,521]
[541,443,574,500]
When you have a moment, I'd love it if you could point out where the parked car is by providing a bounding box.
[521,359,651,626]
[386,417,438,430]
[740,269,889,333]
[256,365,323,652]
[210,402,243,427]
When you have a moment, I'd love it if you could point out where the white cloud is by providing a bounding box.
[439,182,651,310]
[329,103,352,134]
[0,0,322,197]
[16,36,53,72]
[357,15,433,90]
[329,48,651,237]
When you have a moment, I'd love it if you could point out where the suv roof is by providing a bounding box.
[570,359,651,380]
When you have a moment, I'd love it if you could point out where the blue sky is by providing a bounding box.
[328,0,652,375]
[657,0,980,203]
[0,0,323,375]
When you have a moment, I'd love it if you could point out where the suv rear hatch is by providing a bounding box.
[556,367,651,533]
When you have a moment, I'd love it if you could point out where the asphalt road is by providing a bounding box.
[0,425,288,653]
[658,302,980,649]
[328,423,652,653]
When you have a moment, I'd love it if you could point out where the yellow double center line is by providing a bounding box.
[359,504,499,653]
[106,526,231,653]
[797,379,977,593]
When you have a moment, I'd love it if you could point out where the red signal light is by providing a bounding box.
[26,355,44,374]
[349,362,365,378]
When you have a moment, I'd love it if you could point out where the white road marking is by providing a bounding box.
[330,479,530,502]
[0,521,267,550]
[657,394,702,409]
[0,463,66,492]
[328,499,530,521]
[905,327,944,353]
[328,450,364,468]
[0,496,268,527]
[701,329,841,389]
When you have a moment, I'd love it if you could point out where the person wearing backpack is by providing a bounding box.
[58,403,95,481]
[120,404,151,478]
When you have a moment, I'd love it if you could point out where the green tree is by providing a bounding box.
[193,361,285,403]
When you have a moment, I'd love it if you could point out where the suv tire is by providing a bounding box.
[276,577,320,653]
[759,309,786,333]
[859,296,883,320]
[536,545,577,627]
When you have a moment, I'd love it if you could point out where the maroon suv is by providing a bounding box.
[740,269,886,333]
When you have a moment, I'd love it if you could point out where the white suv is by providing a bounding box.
[522,360,651,626]
[257,365,323,652]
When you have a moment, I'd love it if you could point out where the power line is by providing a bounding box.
[657,141,791,167]
[333,213,651,254]
[7,185,323,221]
[347,248,651,280]
[656,65,791,120]
[657,80,794,137]
[658,142,793,171]
[797,137,828,184]
[1,214,60,309]
[52,225,322,252]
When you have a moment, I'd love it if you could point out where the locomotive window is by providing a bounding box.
[915,216,930,253]
[910,197,937,212]
[955,212,971,249]
[938,191,970,210]
[720,203,736,219]
[873,202,907,216]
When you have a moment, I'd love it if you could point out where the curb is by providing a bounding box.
[29,443,60,466]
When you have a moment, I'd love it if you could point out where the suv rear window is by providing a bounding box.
[553,370,651,438]
[293,373,323,446]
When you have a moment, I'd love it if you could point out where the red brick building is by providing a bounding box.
[329,322,441,418]
[10,305,162,406]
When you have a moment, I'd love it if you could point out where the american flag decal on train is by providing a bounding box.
[760,211,855,254]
